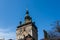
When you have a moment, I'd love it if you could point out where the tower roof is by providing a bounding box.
[24,10,32,23]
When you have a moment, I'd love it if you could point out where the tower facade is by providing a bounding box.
[16,10,38,40]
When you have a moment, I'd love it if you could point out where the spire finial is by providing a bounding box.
[26,8,28,11]
[25,8,29,17]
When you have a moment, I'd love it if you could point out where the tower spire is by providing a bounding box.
[25,9,32,23]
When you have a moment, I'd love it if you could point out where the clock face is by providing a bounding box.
[26,27,31,32]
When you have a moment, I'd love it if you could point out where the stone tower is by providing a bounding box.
[16,10,38,40]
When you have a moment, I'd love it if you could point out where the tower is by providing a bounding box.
[16,10,38,40]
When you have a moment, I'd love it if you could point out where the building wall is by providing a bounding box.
[32,26,38,40]
[16,23,38,40]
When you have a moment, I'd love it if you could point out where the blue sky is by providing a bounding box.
[0,0,60,40]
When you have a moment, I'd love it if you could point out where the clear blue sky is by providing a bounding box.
[0,0,60,40]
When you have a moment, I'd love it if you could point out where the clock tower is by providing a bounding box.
[16,10,38,40]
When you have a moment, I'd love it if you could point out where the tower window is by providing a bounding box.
[20,28,22,33]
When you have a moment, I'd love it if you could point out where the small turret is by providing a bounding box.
[20,21,22,25]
